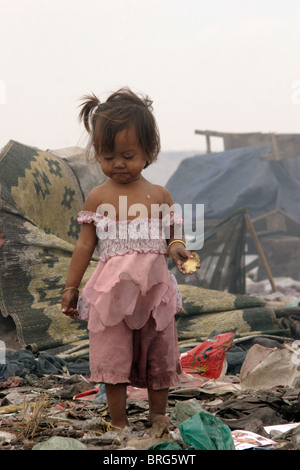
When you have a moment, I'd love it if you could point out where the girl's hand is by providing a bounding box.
[168,242,200,275]
[61,290,79,319]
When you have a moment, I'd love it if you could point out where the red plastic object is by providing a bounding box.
[180,332,235,379]
[73,388,99,399]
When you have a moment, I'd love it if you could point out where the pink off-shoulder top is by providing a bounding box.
[76,211,183,333]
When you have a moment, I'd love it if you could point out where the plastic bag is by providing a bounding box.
[180,332,234,378]
[179,411,235,450]
[170,398,204,428]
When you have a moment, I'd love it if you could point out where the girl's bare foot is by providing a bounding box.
[148,413,175,430]
[110,420,129,430]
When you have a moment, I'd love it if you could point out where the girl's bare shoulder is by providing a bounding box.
[82,183,107,212]
[151,183,174,205]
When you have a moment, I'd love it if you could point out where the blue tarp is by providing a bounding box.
[166,146,300,222]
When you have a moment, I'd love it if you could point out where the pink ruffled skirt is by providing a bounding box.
[77,252,182,388]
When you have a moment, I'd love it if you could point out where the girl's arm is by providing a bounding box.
[61,223,97,317]
[161,187,199,275]
[65,223,97,288]
[61,188,100,317]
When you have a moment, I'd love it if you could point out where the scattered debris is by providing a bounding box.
[1,333,300,451]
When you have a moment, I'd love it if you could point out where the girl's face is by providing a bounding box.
[98,127,147,184]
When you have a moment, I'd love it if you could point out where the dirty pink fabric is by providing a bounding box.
[89,316,182,389]
[76,211,183,388]
[78,252,181,332]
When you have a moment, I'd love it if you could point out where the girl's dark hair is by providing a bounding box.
[79,87,161,167]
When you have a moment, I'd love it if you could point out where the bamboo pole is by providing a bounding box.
[244,212,277,293]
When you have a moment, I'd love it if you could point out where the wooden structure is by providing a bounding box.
[250,210,300,283]
[195,130,300,160]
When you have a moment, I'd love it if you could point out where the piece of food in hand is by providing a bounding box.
[182,252,200,273]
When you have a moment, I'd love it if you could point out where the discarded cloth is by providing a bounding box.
[0,349,89,382]
[215,395,288,430]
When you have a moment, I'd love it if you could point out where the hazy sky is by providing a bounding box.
[0,0,299,153]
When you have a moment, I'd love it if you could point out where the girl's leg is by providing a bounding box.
[148,388,170,425]
[105,383,128,429]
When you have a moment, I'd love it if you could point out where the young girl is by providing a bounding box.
[61,88,198,429]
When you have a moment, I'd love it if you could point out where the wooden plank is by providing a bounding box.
[244,212,277,292]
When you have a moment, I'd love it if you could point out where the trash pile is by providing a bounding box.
[1,325,300,451]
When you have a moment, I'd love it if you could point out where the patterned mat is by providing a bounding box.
[177,284,283,342]
[0,140,97,352]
